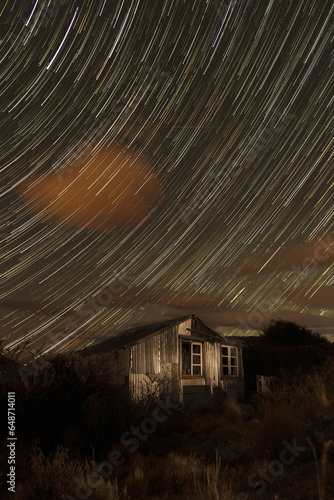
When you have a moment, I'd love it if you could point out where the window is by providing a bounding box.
[182,341,202,376]
[222,346,238,376]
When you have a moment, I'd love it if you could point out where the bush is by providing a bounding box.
[263,320,329,346]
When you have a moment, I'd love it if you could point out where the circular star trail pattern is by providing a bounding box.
[0,0,333,357]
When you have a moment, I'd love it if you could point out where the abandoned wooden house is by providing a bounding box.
[86,314,244,406]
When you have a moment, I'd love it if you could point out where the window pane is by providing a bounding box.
[231,367,237,376]
[231,357,237,366]
[222,366,229,375]
[222,347,228,355]
[193,344,201,354]
[230,347,237,356]
[193,365,201,375]
[222,356,229,365]
[193,355,201,364]
[182,342,191,375]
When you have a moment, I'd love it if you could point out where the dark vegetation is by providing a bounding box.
[0,320,333,499]
[242,319,332,391]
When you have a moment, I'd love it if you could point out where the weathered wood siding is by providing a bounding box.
[203,341,221,386]
[131,335,161,374]
[237,346,244,380]
[191,317,211,336]
[177,317,192,337]
[127,324,181,400]
[111,317,244,402]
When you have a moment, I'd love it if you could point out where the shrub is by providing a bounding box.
[263,320,329,346]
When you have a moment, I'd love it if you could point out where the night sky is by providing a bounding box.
[0,0,333,358]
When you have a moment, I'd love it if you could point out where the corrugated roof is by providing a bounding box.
[83,314,236,354]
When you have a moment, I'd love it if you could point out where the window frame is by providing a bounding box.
[221,345,238,377]
[181,339,204,377]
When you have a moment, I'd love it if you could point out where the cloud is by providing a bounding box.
[122,286,230,309]
[0,286,229,319]
[285,285,334,309]
[2,279,333,351]
[19,142,163,232]
[231,233,334,275]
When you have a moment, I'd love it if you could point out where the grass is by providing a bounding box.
[0,352,334,499]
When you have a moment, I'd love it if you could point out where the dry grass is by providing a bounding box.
[307,438,334,500]
[124,455,149,500]
[256,398,300,458]
[2,352,334,500]
[146,452,202,497]
[25,446,124,500]
[193,454,235,500]
[255,372,332,459]
[133,452,236,499]
[224,398,243,425]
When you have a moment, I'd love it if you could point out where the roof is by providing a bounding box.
[83,314,236,354]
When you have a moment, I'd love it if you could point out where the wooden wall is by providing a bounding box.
[114,317,244,402]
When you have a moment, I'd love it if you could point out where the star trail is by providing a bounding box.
[0,0,333,359]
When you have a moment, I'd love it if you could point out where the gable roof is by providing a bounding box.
[83,315,236,355]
